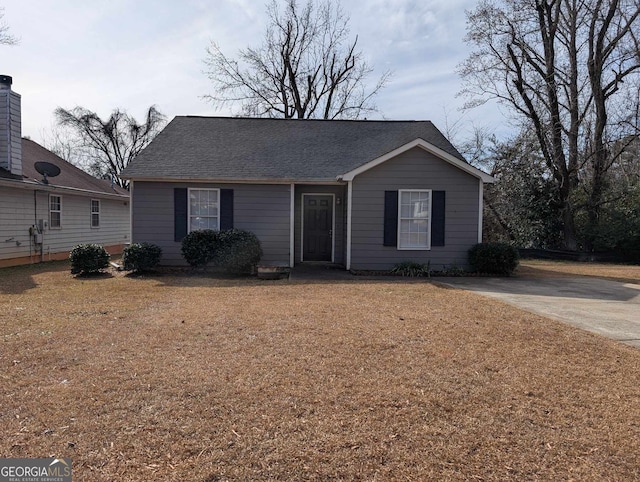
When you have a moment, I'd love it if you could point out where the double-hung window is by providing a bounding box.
[91,199,100,228]
[398,189,431,250]
[188,188,219,232]
[49,195,62,229]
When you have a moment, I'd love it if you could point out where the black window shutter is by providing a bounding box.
[220,189,234,230]
[174,188,188,242]
[383,191,398,247]
[431,190,446,247]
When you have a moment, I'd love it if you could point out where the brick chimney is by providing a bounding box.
[0,75,22,176]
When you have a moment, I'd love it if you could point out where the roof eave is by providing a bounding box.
[338,138,496,183]
[0,177,130,199]
[125,176,346,185]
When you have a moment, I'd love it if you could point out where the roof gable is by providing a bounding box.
[339,138,495,183]
[123,117,492,183]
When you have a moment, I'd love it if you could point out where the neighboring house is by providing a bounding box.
[0,76,130,268]
[122,116,494,271]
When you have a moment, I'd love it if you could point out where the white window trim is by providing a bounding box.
[90,199,100,229]
[187,188,220,233]
[397,189,432,251]
[49,194,62,230]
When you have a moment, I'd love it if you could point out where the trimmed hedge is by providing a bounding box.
[70,244,110,275]
[180,228,263,274]
[181,230,219,268]
[123,243,162,273]
[468,242,520,275]
[215,229,263,274]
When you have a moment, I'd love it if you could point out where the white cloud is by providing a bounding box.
[1,0,503,145]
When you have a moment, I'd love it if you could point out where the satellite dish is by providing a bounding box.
[34,161,61,184]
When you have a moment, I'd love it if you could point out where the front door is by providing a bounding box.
[303,195,333,262]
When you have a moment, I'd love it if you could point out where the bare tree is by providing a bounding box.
[203,0,390,119]
[54,106,166,190]
[0,7,18,45]
[459,0,640,250]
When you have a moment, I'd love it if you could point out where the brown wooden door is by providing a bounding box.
[303,195,333,262]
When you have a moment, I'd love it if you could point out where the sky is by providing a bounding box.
[1,0,508,148]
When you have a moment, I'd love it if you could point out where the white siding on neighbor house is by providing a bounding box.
[132,181,291,265]
[0,187,36,261]
[0,186,130,262]
[350,147,480,271]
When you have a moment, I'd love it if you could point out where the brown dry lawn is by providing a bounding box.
[1,261,640,481]
[518,258,640,284]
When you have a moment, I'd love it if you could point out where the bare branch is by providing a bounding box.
[54,106,166,190]
[202,0,389,119]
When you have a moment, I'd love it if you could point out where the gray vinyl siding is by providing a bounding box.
[0,186,130,261]
[294,185,347,265]
[131,181,291,266]
[350,147,480,271]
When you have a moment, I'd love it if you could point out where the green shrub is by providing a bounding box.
[70,244,110,275]
[468,242,520,275]
[390,261,431,277]
[181,229,219,268]
[122,243,162,273]
[214,229,263,275]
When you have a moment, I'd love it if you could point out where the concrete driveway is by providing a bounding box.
[440,276,640,348]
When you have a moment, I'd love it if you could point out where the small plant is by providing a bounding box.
[391,261,431,277]
[123,243,162,273]
[468,242,520,275]
[181,230,219,268]
[215,229,263,275]
[439,264,466,277]
[70,244,110,275]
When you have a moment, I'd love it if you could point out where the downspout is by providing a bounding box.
[39,191,44,263]
[31,190,36,262]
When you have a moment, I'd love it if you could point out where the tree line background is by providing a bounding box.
[459,0,639,257]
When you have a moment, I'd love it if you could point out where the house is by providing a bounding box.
[0,75,130,268]
[122,116,494,271]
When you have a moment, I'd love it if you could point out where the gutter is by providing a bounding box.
[0,177,129,200]
[122,176,346,185]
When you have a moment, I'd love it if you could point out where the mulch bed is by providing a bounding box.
[1,262,639,480]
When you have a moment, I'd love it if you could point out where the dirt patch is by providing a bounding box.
[1,262,640,480]
[518,258,640,284]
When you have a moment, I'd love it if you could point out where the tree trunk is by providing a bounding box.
[561,200,578,250]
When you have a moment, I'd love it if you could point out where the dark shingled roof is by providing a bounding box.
[122,117,467,182]
[20,138,128,196]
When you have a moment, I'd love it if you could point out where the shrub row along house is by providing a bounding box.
[0,76,130,267]
[122,116,494,271]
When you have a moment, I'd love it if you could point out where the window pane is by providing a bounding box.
[190,217,207,232]
[189,189,219,232]
[398,189,430,249]
[189,192,199,216]
[50,196,60,211]
[51,212,61,228]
